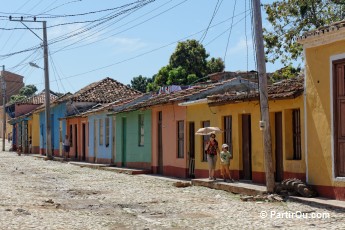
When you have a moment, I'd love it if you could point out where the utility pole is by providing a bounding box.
[9,17,52,159]
[252,0,275,192]
[1,65,6,152]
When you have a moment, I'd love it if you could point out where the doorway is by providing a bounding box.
[275,112,283,182]
[188,122,195,178]
[112,117,116,164]
[82,123,86,161]
[241,114,252,180]
[121,117,127,167]
[157,111,163,174]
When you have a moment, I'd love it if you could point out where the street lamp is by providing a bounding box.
[29,62,42,69]
[29,61,52,159]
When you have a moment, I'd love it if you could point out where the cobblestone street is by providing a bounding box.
[0,152,344,230]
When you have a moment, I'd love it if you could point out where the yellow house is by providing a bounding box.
[297,20,345,200]
[186,77,305,184]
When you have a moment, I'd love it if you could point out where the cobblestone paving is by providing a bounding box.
[0,152,344,230]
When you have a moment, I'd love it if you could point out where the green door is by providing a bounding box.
[122,117,127,167]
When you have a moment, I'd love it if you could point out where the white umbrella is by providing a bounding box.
[195,127,222,135]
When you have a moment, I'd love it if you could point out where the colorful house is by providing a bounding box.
[6,90,57,152]
[200,77,305,183]
[118,77,258,178]
[64,77,141,161]
[36,93,70,156]
[88,94,152,166]
[297,20,345,200]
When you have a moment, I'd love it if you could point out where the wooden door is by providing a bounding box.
[121,117,127,167]
[74,124,78,159]
[82,123,86,161]
[93,120,97,163]
[334,60,345,177]
[157,111,163,174]
[275,112,283,182]
[112,117,116,164]
[188,122,195,178]
[242,114,252,180]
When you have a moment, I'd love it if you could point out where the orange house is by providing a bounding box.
[65,116,89,161]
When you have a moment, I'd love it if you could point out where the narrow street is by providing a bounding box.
[0,151,344,230]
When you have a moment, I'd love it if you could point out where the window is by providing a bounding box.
[177,120,184,158]
[105,118,110,147]
[138,114,144,146]
[292,109,301,160]
[223,116,232,151]
[202,121,210,161]
[99,119,103,145]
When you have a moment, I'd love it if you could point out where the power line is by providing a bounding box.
[199,0,223,43]
[223,0,237,65]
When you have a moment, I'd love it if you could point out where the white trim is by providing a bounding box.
[303,48,308,183]
[178,98,208,106]
[330,53,345,182]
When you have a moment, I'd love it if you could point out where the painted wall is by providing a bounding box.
[88,113,113,164]
[66,116,88,160]
[39,103,66,156]
[151,104,187,178]
[304,39,345,200]
[31,113,40,154]
[116,110,152,170]
[15,104,40,117]
[187,97,305,183]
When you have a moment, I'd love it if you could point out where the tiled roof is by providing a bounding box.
[67,77,142,103]
[69,94,145,118]
[32,92,72,113]
[8,90,58,106]
[207,76,304,106]
[116,77,258,113]
[296,20,345,43]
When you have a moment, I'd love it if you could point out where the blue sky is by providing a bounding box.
[0,0,284,94]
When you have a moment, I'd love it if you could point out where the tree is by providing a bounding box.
[130,75,152,93]
[19,85,37,97]
[10,84,38,103]
[263,0,344,65]
[206,57,225,75]
[169,39,209,79]
[148,39,225,90]
[271,65,302,82]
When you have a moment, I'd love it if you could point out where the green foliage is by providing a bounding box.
[9,95,26,103]
[271,65,302,82]
[207,57,225,74]
[169,39,209,79]
[130,75,152,93]
[9,84,38,103]
[147,39,224,91]
[263,0,344,65]
[18,85,37,97]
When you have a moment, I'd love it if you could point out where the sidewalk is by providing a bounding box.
[5,147,345,211]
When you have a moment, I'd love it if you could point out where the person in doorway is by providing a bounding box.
[220,143,234,183]
[63,135,70,160]
[29,136,32,153]
[204,133,219,180]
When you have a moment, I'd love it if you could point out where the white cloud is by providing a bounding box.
[108,37,148,53]
[228,37,253,55]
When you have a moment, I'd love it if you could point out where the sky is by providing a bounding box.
[0,0,284,94]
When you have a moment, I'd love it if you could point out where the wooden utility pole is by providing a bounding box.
[9,17,52,159]
[1,65,5,152]
[252,0,275,192]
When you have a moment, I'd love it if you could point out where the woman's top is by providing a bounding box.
[206,140,218,155]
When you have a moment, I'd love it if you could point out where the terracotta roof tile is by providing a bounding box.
[68,77,142,103]
[208,76,304,106]
[10,90,58,106]
[116,77,258,113]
